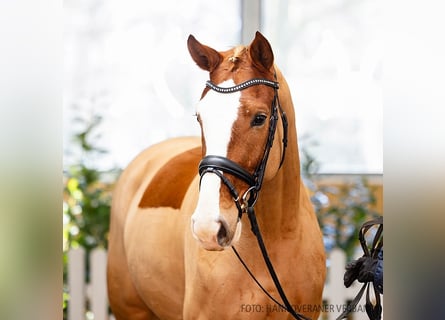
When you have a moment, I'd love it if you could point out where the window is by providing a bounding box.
[64,0,241,169]
[262,0,382,174]
[65,0,382,174]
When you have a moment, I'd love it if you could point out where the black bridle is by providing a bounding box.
[199,77,287,219]
[197,76,310,320]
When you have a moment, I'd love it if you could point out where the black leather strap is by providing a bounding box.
[199,155,256,187]
[244,206,311,320]
[206,78,279,94]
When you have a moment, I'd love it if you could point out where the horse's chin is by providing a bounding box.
[199,241,225,251]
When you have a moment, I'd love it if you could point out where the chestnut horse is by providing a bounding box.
[107,32,326,320]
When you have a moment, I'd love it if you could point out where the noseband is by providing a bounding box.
[198,76,288,220]
[197,76,310,320]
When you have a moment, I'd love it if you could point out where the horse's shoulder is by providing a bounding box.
[138,139,202,209]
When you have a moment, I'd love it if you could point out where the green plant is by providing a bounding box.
[63,115,120,318]
[301,141,381,260]
[63,115,118,250]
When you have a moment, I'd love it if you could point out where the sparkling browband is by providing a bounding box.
[206,78,279,94]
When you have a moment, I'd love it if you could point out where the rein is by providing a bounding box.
[336,217,383,320]
[198,77,309,320]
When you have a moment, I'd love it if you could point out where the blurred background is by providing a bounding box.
[63,0,383,319]
[64,0,382,174]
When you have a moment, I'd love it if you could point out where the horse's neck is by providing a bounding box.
[254,68,303,238]
[255,146,302,239]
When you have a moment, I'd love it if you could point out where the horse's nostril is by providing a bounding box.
[217,219,230,247]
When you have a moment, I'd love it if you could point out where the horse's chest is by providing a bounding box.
[183,245,301,315]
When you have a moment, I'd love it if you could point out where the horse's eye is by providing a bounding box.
[251,114,267,127]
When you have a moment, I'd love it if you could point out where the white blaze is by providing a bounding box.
[198,80,241,157]
[191,80,241,244]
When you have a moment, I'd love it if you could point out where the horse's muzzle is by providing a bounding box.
[190,216,241,251]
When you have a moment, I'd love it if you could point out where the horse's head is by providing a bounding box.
[188,32,287,251]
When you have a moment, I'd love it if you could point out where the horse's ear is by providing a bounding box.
[187,35,222,72]
[249,31,274,71]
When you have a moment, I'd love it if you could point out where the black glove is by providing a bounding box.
[358,256,378,283]
[344,256,377,287]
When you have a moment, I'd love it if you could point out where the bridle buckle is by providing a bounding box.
[241,186,258,211]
